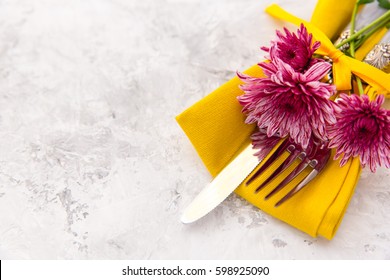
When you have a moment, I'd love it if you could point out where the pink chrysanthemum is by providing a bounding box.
[237,57,336,149]
[251,129,281,161]
[261,24,321,72]
[328,94,390,172]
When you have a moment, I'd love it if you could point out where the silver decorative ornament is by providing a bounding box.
[334,29,357,52]
[363,43,390,73]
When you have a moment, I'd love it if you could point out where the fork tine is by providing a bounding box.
[245,138,290,185]
[274,146,331,206]
[254,144,299,193]
[275,165,319,207]
[264,152,309,200]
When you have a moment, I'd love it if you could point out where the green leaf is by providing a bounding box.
[357,0,374,5]
[377,0,390,9]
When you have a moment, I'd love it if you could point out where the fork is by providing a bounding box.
[244,137,331,207]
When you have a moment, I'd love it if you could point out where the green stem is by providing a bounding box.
[355,75,365,96]
[349,4,358,57]
[354,20,387,50]
[349,2,364,95]
[335,9,390,49]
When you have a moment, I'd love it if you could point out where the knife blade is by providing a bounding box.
[181,143,260,223]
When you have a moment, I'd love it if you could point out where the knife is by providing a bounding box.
[181,143,260,223]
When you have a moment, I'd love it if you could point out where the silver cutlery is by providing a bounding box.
[181,136,331,223]
[245,138,331,207]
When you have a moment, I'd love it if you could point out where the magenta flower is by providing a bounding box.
[238,57,336,149]
[328,94,390,172]
[251,129,281,161]
[262,24,321,72]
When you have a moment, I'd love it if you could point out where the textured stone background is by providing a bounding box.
[0,0,389,259]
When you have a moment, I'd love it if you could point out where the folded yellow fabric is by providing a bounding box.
[176,0,381,239]
[310,0,355,41]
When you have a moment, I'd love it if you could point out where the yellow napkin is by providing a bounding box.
[176,0,381,239]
